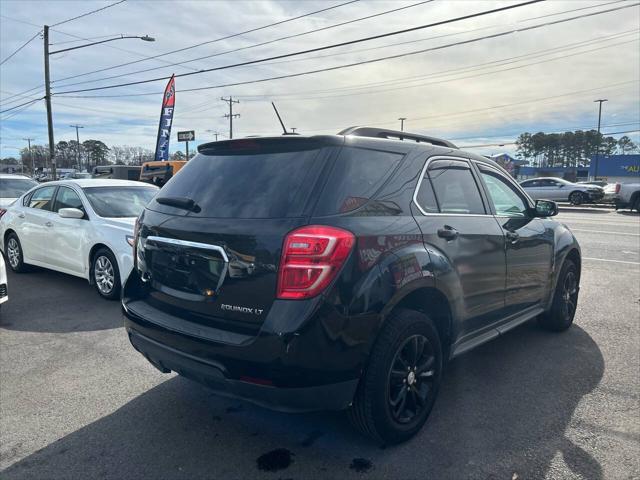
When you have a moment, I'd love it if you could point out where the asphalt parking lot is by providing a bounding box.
[1,209,638,480]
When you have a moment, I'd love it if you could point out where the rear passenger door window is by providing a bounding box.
[426,159,485,214]
[28,186,56,211]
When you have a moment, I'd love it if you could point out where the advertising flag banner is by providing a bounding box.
[154,74,175,161]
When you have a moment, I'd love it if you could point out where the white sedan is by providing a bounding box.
[0,179,158,299]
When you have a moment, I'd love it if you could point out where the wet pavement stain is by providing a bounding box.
[256,448,294,472]
[350,458,373,473]
[299,430,324,447]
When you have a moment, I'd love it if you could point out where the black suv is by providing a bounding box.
[123,127,581,444]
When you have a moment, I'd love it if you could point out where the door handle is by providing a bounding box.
[18,213,25,218]
[505,231,519,243]
[45,221,53,227]
[437,225,459,240]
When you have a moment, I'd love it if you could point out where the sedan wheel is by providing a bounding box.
[7,238,20,269]
[94,255,115,295]
[92,248,121,300]
[569,192,585,205]
[5,234,28,273]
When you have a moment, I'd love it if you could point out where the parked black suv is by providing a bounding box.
[123,127,581,444]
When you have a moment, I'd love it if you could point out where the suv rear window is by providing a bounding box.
[314,147,403,215]
[152,144,325,218]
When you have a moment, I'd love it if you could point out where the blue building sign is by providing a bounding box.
[589,154,640,178]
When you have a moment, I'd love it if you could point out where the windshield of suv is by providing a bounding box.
[0,178,37,198]
[83,186,157,218]
[152,145,325,218]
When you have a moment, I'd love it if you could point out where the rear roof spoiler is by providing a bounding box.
[338,126,457,149]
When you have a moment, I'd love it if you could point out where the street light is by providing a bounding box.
[43,29,155,179]
[49,34,155,54]
[593,99,608,180]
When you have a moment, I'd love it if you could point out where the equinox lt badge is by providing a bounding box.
[221,304,264,315]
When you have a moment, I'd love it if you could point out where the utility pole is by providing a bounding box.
[69,124,84,171]
[398,117,407,132]
[221,97,240,139]
[43,25,56,180]
[593,99,607,179]
[205,129,220,141]
[23,137,34,175]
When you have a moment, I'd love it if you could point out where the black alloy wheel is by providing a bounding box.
[561,270,578,322]
[388,335,436,424]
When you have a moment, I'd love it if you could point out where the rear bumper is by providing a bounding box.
[122,288,373,412]
[127,327,358,412]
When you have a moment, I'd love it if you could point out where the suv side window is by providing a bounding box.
[28,186,56,211]
[315,147,403,215]
[477,165,529,217]
[54,186,84,212]
[427,159,485,215]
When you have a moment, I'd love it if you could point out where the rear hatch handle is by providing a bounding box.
[145,236,230,292]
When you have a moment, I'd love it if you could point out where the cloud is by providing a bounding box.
[1,0,638,159]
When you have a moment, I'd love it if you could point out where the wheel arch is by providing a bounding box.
[382,286,454,359]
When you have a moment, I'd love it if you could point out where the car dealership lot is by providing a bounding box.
[1,210,638,480]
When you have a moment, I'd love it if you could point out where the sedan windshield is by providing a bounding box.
[0,178,37,198]
[83,186,157,218]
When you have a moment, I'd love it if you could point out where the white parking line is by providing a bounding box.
[571,229,640,236]
[583,257,640,265]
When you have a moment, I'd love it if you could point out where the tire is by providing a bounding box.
[631,194,640,213]
[5,233,28,273]
[91,248,121,300]
[348,308,443,445]
[538,259,579,332]
[569,191,585,205]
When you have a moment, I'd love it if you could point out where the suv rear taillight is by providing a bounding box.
[277,225,355,300]
[615,183,621,194]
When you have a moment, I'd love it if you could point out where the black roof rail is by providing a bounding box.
[338,126,457,149]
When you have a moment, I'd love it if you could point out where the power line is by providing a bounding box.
[53,0,546,96]
[51,0,360,84]
[0,30,42,66]
[58,2,639,100]
[179,29,638,111]
[50,0,126,27]
[0,97,43,115]
[53,0,434,89]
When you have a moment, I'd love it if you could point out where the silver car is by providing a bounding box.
[519,177,604,205]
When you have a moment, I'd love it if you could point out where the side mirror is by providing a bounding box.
[534,199,558,217]
[58,207,84,219]
[558,184,565,188]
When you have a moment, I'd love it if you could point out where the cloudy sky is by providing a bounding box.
[1,0,639,159]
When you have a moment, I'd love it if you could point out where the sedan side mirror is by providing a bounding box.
[58,207,84,219]
[534,199,558,217]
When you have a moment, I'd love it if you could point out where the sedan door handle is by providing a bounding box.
[505,231,519,243]
[45,221,53,227]
[18,213,25,218]
[437,225,459,240]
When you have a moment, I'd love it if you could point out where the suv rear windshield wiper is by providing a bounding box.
[155,196,201,213]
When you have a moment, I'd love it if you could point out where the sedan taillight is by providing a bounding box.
[615,183,621,194]
[277,225,355,300]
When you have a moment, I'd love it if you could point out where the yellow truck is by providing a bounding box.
[138,160,186,187]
